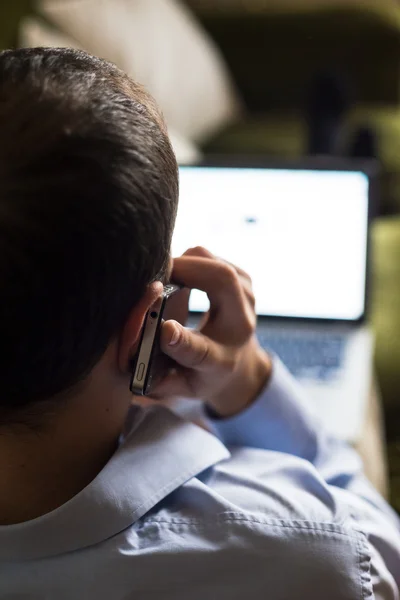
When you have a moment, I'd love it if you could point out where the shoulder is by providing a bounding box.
[198,446,347,523]
[137,448,373,598]
[140,506,371,599]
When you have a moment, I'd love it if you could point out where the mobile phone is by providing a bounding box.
[130,284,184,396]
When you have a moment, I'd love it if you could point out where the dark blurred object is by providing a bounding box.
[192,0,400,215]
[387,439,400,513]
[185,0,400,109]
[349,126,378,161]
[305,71,351,155]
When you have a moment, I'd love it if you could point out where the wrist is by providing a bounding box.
[206,345,273,419]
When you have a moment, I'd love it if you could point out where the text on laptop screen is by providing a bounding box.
[172,167,369,321]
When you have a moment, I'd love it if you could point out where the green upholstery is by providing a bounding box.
[0,1,34,50]
[350,107,400,214]
[358,217,400,511]
[205,113,302,162]
[186,0,399,21]
[187,0,400,111]
[371,218,400,413]
[193,0,400,214]
[205,107,400,214]
[204,113,306,158]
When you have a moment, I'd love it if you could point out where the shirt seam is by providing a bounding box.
[356,532,373,600]
[357,536,363,600]
[143,515,363,540]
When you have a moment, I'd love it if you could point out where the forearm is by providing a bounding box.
[206,356,320,462]
[206,355,400,589]
[206,356,400,522]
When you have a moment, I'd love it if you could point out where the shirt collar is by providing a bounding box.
[0,405,230,561]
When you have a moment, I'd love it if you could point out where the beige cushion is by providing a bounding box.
[19,16,82,49]
[35,0,241,144]
[19,17,202,165]
[168,130,202,164]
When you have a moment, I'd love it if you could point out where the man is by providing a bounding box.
[0,47,399,599]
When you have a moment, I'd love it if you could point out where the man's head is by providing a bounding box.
[0,47,178,424]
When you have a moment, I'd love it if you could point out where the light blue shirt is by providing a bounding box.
[1,358,400,599]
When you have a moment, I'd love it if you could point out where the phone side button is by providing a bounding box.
[137,363,145,382]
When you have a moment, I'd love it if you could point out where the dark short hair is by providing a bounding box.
[0,47,178,420]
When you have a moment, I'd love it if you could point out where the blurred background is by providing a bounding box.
[1,0,400,512]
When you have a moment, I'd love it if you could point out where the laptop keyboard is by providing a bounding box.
[258,331,347,381]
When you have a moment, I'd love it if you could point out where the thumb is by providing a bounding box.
[160,320,218,371]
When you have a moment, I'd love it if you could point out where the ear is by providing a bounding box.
[118,281,164,373]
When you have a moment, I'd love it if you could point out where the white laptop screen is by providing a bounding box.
[172,166,370,321]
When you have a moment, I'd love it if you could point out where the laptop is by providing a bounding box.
[171,159,377,443]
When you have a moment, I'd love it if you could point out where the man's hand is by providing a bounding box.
[152,247,272,418]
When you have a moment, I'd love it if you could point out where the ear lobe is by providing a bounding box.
[117,282,163,373]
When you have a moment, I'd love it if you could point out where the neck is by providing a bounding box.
[0,354,132,525]
[0,424,119,525]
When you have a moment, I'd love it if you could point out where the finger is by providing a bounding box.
[178,250,253,303]
[181,246,214,259]
[209,255,255,309]
[160,320,224,371]
[171,256,244,318]
[180,248,252,286]
[217,258,255,309]
[150,368,192,399]
[185,251,254,307]
[236,273,256,308]
[222,260,252,284]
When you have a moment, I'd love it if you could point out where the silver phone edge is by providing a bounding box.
[130,295,164,395]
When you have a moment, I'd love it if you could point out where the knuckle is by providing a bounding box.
[242,313,256,338]
[242,269,253,283]
[191,335,210,367]
[179,326,190,350]
[191,246,212,257]
[247,290,256,308]
[220,352,236,374]
[181,330,210,368]
[218,262,239,285]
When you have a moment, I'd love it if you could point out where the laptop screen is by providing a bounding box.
[172,166,370,321]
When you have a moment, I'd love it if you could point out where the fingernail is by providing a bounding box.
[169,324,181,346]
